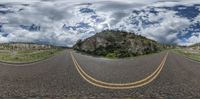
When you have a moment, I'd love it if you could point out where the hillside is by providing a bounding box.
[73,30,164,58]
[190,43,200,50]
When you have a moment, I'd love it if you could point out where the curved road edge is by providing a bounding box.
[70,51,169,89]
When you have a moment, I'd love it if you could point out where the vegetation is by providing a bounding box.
[74,30,166,58]
[189,43,200,50]
[173,48,200,61]
[0,43,64,63]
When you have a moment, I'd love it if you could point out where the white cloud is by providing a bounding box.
[0,0,200,46]
[143,12,191,43]
[111,8,192,44]
[178,33,200,46]
[187,33,200,43]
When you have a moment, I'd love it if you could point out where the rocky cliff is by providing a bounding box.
[74,30,163,58]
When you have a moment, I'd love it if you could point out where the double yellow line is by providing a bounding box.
[71,52,168,89]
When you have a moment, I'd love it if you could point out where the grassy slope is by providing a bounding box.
[0,49,64,63]
[173,48,200,61]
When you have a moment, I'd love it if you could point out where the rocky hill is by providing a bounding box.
[73,30,164,58]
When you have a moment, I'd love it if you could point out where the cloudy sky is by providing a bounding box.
[0,0,200,46]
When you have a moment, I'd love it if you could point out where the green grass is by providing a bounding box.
[0,48,64,63]
[173,48,200,61]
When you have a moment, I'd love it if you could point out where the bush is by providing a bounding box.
[106,53,117,58]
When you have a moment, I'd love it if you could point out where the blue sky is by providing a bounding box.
[0,0,200,46]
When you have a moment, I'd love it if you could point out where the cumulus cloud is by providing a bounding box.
[177,33,200,46]
[0,0,200,46]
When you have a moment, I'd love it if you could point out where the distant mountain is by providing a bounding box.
[73,30,164,58]
[0,42,54,50]
[0,42,67,50]
[191,43,200,46]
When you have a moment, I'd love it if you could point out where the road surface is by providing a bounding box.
[0,50,200,99]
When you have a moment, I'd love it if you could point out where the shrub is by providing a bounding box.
[106,53,117,58]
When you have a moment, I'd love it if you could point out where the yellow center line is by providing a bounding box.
[70,51,168,89]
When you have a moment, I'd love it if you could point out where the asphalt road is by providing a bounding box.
[0,50,200,99]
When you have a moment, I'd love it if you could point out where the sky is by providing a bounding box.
[0,0,200,46]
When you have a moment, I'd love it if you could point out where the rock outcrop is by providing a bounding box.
[74,30,163,58]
